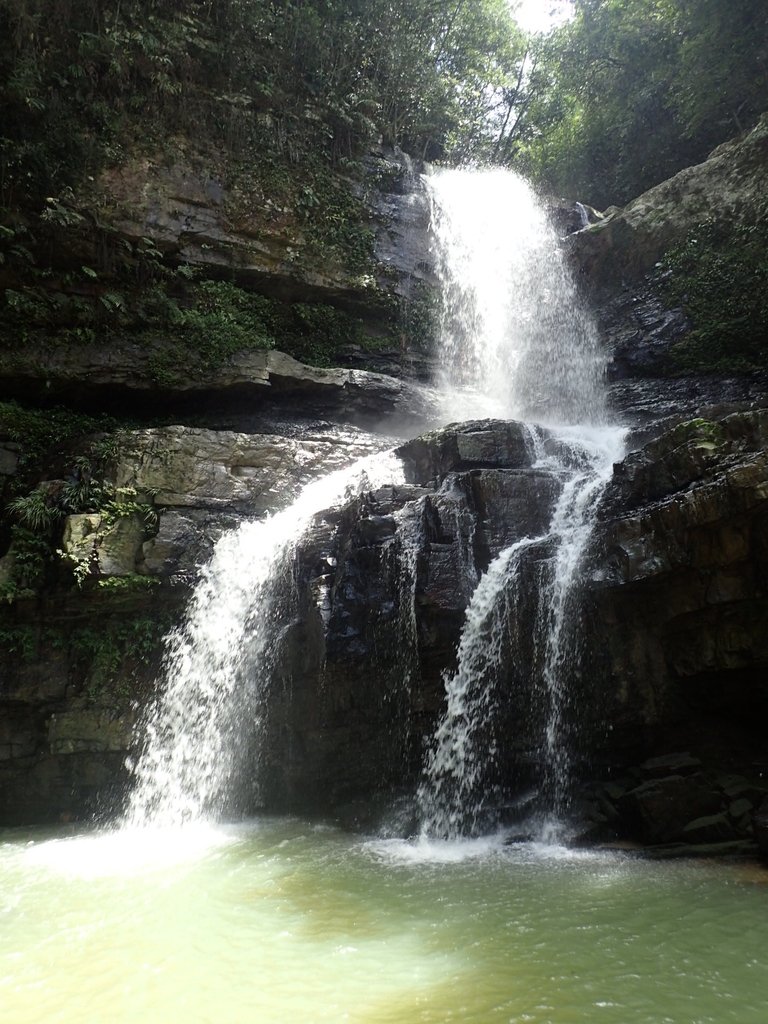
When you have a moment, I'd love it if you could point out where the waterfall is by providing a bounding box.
[425,168,605,426]
[125,451,404,828]
[125,165,620,836]
[418,168,625,838]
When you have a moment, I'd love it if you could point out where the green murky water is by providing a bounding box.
[1,819,766,1023]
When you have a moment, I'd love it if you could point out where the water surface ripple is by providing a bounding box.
[2,819,766,1024]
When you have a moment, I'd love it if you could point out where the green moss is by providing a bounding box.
[659,218,768,373]
[674,418,726,448]
[0,401,117,478]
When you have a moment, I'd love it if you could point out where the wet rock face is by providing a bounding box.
[261,409,768,842]
[3,409,768,839]
[580,411,768,778]
[607,374,768,446]
[261,419,565,813]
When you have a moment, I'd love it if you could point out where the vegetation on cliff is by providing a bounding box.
[660,219,768,374]
[518,0,768,207]
[0,0,528,207]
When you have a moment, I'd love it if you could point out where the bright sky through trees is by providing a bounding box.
[513,0,573,34]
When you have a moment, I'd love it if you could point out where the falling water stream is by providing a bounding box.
[4,169,766,1024]
[126,450,404,827]
[418,169,625,838]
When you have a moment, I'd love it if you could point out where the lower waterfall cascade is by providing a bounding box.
[125,451,405,827]
[125,166,624,837]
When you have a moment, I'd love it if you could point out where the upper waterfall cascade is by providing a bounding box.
[426,168,606,426]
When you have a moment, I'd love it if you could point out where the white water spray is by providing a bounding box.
[126,450,404,827]
[425,168,605,426]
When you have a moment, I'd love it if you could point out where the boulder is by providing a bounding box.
[62,512,145,577]
[617,774,723,844]
[569,115,768,291]
[398,419,538,486]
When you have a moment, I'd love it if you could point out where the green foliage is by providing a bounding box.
[0,524,51,600]
[99,487,158,532]
[0,0,529,215]
[659,220,768,373]
[0,417,160,597]
[0,263,372,375]
[0,625,37,658]
[96,574,160,592]
[0,401,116,479]
[515,0,768,207]
[286,303,366,367]
[6,489,62,531]
[295,167,376,273]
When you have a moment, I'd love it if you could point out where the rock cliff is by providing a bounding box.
[1,122,768,858]
[252,414,768,852]
[571,115,768,389]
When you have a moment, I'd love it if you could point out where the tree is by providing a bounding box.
[511,0,768,206]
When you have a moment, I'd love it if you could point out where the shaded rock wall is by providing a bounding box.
[257,413,768,842]
[568,116,768,407]
[93,145,433,311]
[0,419,393,824]
[570,115,768,294]
[583,412,768,765]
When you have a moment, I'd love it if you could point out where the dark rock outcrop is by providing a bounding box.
[261,419,564,814]
[572,412,768,845]
[263,410,768,843]
[0,345,440,428]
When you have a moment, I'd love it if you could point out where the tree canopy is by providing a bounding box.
[1,0,766,211]
[0,0,530,208]
[516,0,768,206]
